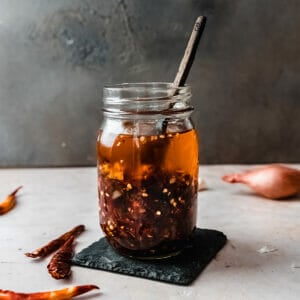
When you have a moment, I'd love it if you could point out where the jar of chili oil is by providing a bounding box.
[97,82,199,259]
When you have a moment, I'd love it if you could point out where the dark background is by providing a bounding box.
[0,0,299,166]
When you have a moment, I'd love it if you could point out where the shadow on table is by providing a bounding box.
[234,190,300,202]
[73,292,102,300]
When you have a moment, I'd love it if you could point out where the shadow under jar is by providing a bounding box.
[97,83,199,259]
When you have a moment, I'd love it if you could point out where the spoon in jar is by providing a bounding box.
[160,15,206,133]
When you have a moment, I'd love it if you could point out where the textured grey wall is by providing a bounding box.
[0,0,299,166]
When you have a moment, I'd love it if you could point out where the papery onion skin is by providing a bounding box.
[222,164,300,199]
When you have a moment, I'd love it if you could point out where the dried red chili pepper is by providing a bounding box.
[0,284,99,300]
[0,186,22,215]
[25,225,85,258]
[47,236,74,280]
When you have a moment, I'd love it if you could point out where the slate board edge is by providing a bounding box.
[72,229,227,286]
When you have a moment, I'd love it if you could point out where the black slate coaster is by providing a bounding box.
[72,228,227,285]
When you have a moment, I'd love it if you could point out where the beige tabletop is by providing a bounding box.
[0,165,300,299]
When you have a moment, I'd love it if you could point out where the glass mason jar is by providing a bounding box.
[97,82,199,259]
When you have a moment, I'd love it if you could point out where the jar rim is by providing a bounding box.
[104,82,190,95]
[102,82,192,117]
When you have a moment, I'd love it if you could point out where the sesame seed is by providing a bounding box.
[126,183,132,190]
[178,197,185,204]
[156,210,161,216]
[159,134,165,139]
[170,198,177,207]
[169,177,176,184]
[142,192,148,197]
[139,136,146,143]
[112,190,122,199]
[162,188,168,193]
[105,192,110,197]
[150,136,157,141]
[116,141,121,147]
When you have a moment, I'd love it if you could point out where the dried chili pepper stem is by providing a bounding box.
[0,285,99,300]
[25,225,85,258]
[47,236,75,280]
[0,186,22,215]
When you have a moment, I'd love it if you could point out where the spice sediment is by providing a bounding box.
[97,129,198,258]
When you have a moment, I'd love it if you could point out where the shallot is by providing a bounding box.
[222,164,300,199]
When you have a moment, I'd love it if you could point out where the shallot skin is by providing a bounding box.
[222,164,300,199]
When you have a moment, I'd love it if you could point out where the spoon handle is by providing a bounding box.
[173,16,206,87]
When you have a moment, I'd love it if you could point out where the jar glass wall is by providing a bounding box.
[97,83,199,259]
